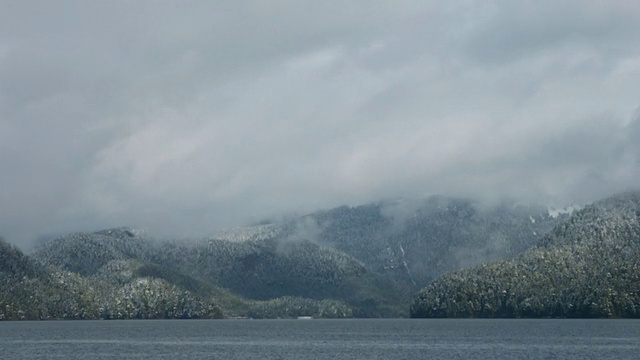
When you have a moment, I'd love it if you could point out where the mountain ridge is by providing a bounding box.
[2,194,576,319]
[410,190,640,318]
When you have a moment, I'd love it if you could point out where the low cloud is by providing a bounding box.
[1,1,640,245]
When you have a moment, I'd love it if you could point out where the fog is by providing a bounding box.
[1,1,640,245]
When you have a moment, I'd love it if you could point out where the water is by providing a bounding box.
[1,319,639,359]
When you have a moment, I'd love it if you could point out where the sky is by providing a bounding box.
[1,1,640,245]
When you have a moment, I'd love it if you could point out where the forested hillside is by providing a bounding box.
[2,195,570,320]
[411,191,640,318]
[289,197,566,287]
[30,228,401,318]
[0,235,222,320]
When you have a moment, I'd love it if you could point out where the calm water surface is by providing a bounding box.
[1,319,638,359]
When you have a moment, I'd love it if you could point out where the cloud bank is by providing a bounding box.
[1,1,640,244]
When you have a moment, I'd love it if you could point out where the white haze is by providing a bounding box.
[1,1,640,245]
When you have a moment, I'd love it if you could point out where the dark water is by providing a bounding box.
[1,319,639,359]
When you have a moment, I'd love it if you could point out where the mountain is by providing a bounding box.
[2,195,569,319]
[275,196,566,288]
[32,228,405,318]
[410,191,640,318]
[202,196,565,315]
[170,238,407,316]
[1,234,222,320]
[0,237,49,320]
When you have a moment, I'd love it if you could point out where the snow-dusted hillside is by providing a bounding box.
[2,194,579,319]
[411,191,640,318]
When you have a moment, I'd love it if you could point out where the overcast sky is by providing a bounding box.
[1,1,640,245]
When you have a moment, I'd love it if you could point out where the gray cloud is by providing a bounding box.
[1,1,640,245]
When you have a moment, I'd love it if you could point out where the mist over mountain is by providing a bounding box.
[5,191,640,320]
[411,191,640,318]
[277,196,567,288]
[2,1,639,322]
[2,194,571,319]
[2,2,640,246]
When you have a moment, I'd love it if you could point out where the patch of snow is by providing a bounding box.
[398,242,416,286]
[548,205,580,218]
[211,224,283,242]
